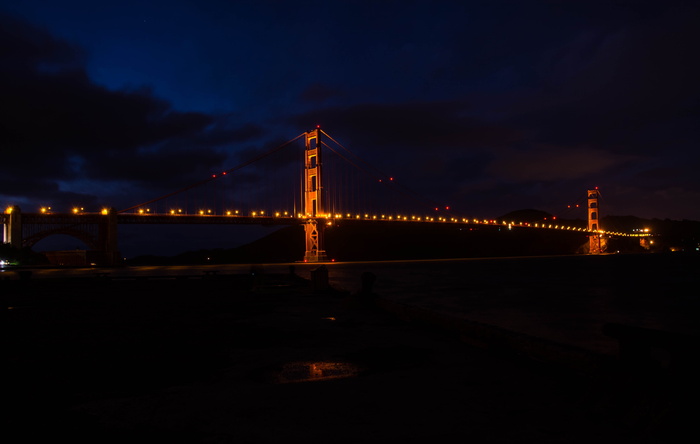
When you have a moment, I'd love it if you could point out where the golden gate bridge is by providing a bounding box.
[1,128,647,265]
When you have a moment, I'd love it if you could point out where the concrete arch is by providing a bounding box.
[23,228,100,251]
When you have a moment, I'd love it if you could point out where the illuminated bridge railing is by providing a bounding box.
[4,209,652,238]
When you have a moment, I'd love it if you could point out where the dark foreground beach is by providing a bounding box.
[3,253,698,443]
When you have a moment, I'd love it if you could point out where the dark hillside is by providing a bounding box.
[323,220,588,261]
[126,213,699,264]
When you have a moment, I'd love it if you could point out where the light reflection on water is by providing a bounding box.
[266,361,364,384]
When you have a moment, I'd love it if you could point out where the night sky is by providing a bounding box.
[2,1,699,257]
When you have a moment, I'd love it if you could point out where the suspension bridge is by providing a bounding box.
[1,128,647,265]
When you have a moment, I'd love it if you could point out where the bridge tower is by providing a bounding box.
[587,188,606,254]
[303,128,328,262]
[4,205,22,248]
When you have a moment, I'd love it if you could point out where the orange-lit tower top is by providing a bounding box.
[304,129,323,217]
[587,188,600,232]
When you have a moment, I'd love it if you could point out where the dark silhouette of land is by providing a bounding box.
[126,211,699,265]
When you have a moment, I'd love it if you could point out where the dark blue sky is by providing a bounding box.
[2,0,699,256]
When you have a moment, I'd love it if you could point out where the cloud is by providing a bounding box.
[507,3,700,155]
[0,13,262,210]
[487,145,640,182]
[289,100,523,152]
